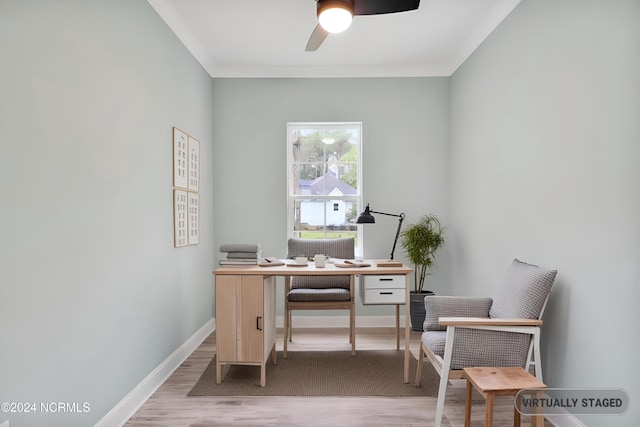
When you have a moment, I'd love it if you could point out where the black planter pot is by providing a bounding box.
[409,290,435,331]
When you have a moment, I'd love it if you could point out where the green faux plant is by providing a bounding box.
[400,214,445,293]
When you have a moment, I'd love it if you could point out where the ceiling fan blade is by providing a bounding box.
[354,0,420,16]
[305,24,329,51]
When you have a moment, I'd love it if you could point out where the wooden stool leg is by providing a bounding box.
[532,390,545,427]
[485,391,495,427]
[514,403,520,427]
[465,380,473,427]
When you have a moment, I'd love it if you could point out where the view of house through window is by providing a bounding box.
[287,122,363,255]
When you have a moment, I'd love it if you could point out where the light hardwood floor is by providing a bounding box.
[125,327,551,427]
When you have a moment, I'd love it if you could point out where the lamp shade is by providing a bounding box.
[317,0,353,33]
[355,205,375,224]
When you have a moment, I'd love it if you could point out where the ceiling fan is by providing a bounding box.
[305,0,421,51]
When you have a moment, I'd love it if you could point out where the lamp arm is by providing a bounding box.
[369,210,404,219]
[388,213,405,260]
[359,205,405,260]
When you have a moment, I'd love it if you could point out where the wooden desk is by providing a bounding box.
[463,367,547,427]
[213,261,412,385]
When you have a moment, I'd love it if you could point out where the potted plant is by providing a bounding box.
[400,214,445,331]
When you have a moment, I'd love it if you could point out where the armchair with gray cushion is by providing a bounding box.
[415,259,557,427]
[284,237,355,357]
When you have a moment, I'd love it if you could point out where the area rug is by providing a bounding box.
[187,350,438,397]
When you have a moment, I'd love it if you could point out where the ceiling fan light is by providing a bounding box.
[318,1,353,33]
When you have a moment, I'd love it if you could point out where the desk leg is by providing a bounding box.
[283,276,290,358]
[350,274,356,356]
[395,304,400,351]
[404,272,411,383]
[271,342,277,365]
[216,360,222,385]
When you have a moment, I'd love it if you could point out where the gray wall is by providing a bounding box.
[211,77,452,314]
[449,1,639,426]
[0,1,214,426]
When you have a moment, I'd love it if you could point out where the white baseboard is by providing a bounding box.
[276,315,405,329]
[94,318,215,427]
[545,413,587,427]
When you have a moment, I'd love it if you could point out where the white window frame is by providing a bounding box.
[286,122,363,257]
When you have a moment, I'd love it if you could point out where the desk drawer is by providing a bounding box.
[360,274,406,305]
[362,275,405,289]
[362,288,405,304]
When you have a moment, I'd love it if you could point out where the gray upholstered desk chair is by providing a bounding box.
[283,237,355,358]
[415,258,557,427]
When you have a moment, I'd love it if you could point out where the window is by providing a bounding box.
[287,122,363,255]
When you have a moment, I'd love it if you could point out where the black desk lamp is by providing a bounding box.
[356,203,405,260]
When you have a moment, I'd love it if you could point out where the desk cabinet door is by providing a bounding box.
[215,275,265,363]
[215,275,239,362]
[237,276,264,362]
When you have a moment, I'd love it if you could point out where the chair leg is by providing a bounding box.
[533,328,543,382]
[415,341,425,386]
[434,326,456,427]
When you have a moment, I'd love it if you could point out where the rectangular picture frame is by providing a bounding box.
[188,192,199,245]
[173,127,188,189]
[188,135,200,192]
[174,189,188,247]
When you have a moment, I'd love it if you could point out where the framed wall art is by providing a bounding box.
[188,192,199,245]
[173,189,188,248]
[173,127,201,248]
[188,135,200,192]
[173,127,188,189]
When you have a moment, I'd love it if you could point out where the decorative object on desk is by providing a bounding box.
[400,214,445,331]
[188,350,438,397]
[219,243,261,266]
[356,203,405,264]
[314,254,326,268]
[258,257,285,267]
[335,259,371,268]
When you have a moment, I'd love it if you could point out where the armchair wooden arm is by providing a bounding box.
[439,317,542,327]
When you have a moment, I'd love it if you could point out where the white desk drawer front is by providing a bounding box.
[360,274,406,305]
[363,288,405,304]
[362,275,405,289]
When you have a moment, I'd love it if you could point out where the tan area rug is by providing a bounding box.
[187,350,438,397]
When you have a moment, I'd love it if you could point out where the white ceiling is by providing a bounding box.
[147,0,521,78]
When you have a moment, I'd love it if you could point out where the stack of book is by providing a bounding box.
[219,243,261,266]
